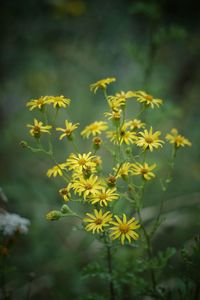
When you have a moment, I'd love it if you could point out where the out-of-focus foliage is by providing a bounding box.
[0,0,200,299]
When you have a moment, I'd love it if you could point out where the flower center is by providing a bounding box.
[175,136,183,143]
[85,183,92,190]
[120,130,125,136]
[33,126,40,134]
[65,129,72,136]
[99,193,107,200]
[61,189,68,195]
[145,136,153,144]
[140,168,148,174]
[145,94,153,101]
[90,124,98,131]
[78,158,86,165]
[119,223,129,234]
[95,218,102,225]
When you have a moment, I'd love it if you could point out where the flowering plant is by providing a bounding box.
[22,77,191,299]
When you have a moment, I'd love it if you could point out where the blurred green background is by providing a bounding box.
[0,0,200,299]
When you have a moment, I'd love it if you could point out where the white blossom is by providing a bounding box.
[0,212,30,236]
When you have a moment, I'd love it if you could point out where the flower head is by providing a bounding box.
[90,77,116,94]
[56,120,79,140]
[104,110,122,121]
[131,162,156,180]
[90,187,119,206]
[59,185,72,201]
[110,214,140,245]
[72,175,102,199]
[108,91,135,110]
[107,123,137,145]
[27,119,52,138]
[66,152,96,172]
[26,96,49,111]
[136,127,164,151]
[128,119,145,131]
[83,209,113,233]
[134,91,163,108]
[81,121,108,138]
[47,163,67,177]
[165,128,192,148]
[47,95,71,108]
[113,162,134,179]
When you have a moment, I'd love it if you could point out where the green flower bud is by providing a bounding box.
[46,210,62,221]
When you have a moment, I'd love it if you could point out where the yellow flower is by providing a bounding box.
[108,91,135,110]
[104,110,122,121]
[27,119,52,138]
[113,162,133,179]
[72,175,102,199]
[26,96,49,111]
[81,121,108,138]
[165,128,192,148]
[110,214,140,245]
[134,91,163,108]
[92,155,102,167]
[128,119,145,131]
[90,187,119,206]
[136,127,164,151]
[47,163,67,177]
[56,120,79,140]
[90,77,116,94]
[107,123,137,145]
[131,162,156,180]
[65,152,96,172]
[108,91,135,106]
[47,95,71,108]
[59,185,72,201]
[83,209,113,233]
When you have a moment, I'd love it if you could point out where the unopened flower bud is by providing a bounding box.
[46,210,62,221]
[60,204,70,214]
[20,141,28,148]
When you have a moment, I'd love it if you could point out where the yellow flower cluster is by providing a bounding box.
[24,77,191,246]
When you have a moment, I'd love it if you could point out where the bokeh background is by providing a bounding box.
[0,0,200,299]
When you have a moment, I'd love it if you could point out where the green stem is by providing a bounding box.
[104,234,115,300]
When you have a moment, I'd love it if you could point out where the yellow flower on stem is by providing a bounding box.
[47,95,71,108]
[104,110,122,121]
[26,96,49,111]
[59,185,72,201]
[107,123,137,145]
[113,162,134,179]
[131,162,156,180]
[107,91,133,110]
[136,127,164,151]
[65,152,96,172]
[90,77,116,94]
[134,91,163,108]
[27,119,52,138]
[56,120,79,140]
[47,163,67,177]
[110,214,140,245]
[83,209,113,233]
[90,187,119,206]
[165,128,192,148]
[72,175,102,199]
[128,119,145,131]
[81,121,108,138]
